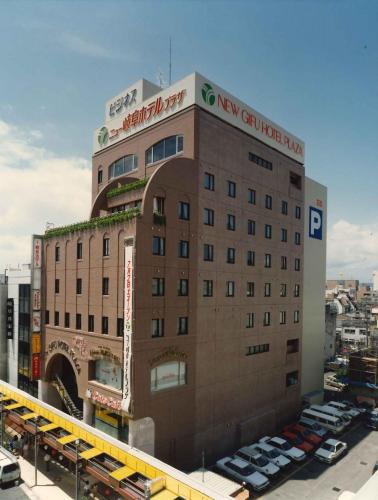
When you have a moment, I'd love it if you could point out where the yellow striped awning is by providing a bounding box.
[80,448,102,460]
[39,423,58,432]
[151,491,177,500]
[4,403,23,410]
[57,434,78,445]
[21,412,38,421]
[109,465,134,481]
[0,397,11,402]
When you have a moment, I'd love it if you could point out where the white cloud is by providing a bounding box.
[60,32,120,60]
[0,119,91,271]
[327,219,378,281]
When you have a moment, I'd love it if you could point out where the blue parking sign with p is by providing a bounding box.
[309,206,323,240]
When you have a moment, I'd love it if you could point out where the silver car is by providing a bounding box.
[216,457,270,491]
[314,439,347,464]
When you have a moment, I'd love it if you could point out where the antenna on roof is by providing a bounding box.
[169,36,172,86]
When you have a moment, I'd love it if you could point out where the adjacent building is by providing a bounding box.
[38,73,326,468]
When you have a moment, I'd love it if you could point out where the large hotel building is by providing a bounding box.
[38,73,327,469]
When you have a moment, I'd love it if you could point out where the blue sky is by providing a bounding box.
[0,0,377,279]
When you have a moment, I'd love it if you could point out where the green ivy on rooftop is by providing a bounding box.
[106,178,149,199]
[44,208,141,239]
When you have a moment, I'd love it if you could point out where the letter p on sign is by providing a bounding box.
[309,206,323,240]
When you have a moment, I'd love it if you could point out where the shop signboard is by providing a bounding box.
[122,238,134,414]
[32,353,40,379]
[30,235,42,381]
[6,298,14,339]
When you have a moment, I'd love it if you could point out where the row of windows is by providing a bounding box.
[204,172,302,216]
[46,310,123,336]
[55,238,110,262]
[55,277,110,296]
[245,310,300,327]
[152,277,300,299]
[151,317,188,337]
[249,152,273,171]
[246,343,270,356]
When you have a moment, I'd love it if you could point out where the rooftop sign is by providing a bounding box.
[94,73,305,163]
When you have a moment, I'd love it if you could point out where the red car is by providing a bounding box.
[283,424,323,446]
[280,430,314,454]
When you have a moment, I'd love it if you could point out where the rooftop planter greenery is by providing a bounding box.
[106,177,149,199]
[44,208,141,239]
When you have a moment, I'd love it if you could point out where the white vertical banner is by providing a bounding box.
[122,238,134,413]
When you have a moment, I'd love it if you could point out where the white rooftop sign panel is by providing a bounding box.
[94,72,305,163]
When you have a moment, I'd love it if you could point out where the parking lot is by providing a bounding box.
[260,421,378,499]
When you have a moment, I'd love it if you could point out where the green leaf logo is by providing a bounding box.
[201,83,215,106]
[98,126,109,146]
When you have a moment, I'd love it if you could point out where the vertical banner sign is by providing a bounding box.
[31,235,42,381]
[6,298,14,339]
[122,238,134,413]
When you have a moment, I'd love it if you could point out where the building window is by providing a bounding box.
[295,205,301,219]
[247,250,255,266]
[153,196,165,215]
[204,172,215,191]
[64,312,70,328]
[294,284,300,297]
[281,228,288,242]
[117,318,124,337]
[249,152,273,171]
[76,313,82,330]
[178,279,189,296]
[76,278,82,295]
[287,339,299,354]
[246,313,254,328]
[226,281,235,297]
[102,277,109,296]
[227,247,235,264]
[280,311,286,325]
[177,317,188,335]
[248,219,256,235]
[151,318,164,338]
[109,154,138,179]
[45,310,49,324]
[265,224,272,239]
[264,254,272,268]
[247,282,255,297]
[265,195,272,210]
[286,370,299,387]
[98,169,103,184]
[179,201,190,220]
[294,310,300,323]
[264,283,271,297]
[263,312,271,326]
[103,237,110,257]
[88,315,94,332]
[146,135,183,165]
[228,181,236,198]
[95,359,122,390]
[102,316,108,335]
[281,256,287,270]
[55,245,60,262]
[55,279,60,294]
[290,172,302,189]
[295,258,301,271]
[178,240,189,258]
[281,200,288,215]
[54,311,59,326]
[150,361,186,392]
[152,278,165,296]
[204,244,214,262]
[152,236,165,256]
[295,232,301,245]
[246,344,269,356]
[203,280,213,297]
[248,188,256,204]
[280,283,287,297]
[203,208,214,226]
[77,242,83,260]
[227,214,236,231]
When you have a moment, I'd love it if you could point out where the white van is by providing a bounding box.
[0,446,21,486]
[327,401,360,419]
[311,405,351,426]
[301,408,345,434]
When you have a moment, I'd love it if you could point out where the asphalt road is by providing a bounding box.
[0,481,32,500]
[261,420,378,500]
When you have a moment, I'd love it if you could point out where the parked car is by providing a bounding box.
[327,401,360,419]
[234,447,280,478]
[250,443,291,470]
[314,439,347,464]
[259,436,306,462]
[280,431,314,454]
[341,400,366,414]
[283,423,323,446]
[365,412,378,430]
[216,457,270,491]
[298,417,328,438]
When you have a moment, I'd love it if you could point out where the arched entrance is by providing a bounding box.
[44,353,83,417]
